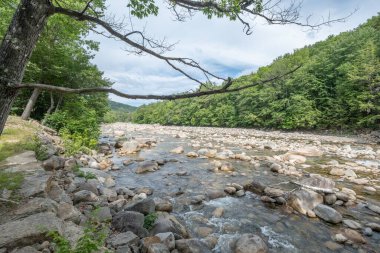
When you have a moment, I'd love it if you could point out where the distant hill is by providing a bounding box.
[109,100,137,112]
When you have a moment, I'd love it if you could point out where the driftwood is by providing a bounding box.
[290,181,334,194]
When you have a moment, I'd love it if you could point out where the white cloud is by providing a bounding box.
[88,0,380,106]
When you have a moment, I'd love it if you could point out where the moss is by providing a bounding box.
[143,212,158,230]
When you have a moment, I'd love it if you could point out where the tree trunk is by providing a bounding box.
[42,92,54,125]
[0,0,53,134]
[21,88,41,120]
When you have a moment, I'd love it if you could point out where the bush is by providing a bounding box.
[143,213,158,230]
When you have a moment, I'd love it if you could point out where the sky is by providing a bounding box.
[88,0,380,107]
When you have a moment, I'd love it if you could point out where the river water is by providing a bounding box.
[101,124,380,253]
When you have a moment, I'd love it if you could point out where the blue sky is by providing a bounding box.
[88,0,380,107]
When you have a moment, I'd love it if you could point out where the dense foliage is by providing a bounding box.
[133,15,380,130]
[103,101,137,123]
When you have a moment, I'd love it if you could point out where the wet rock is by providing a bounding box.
[186,152,198,158]
[270,163,281,172]
[287,189,323,215]
[264,187,284,198]
[195,227,213,237]
[190,195,205,204]
[342,228,366,244]
[324,194,337,205]
[334,233,347,243]
[329,168,345,176]
[212,207,224,218]
[98,143,112,155]
[136,161,159,174]
[125,198,155,215]
[42,156,65,171]
[206,189,226,200]
[73,190,99,204]
[235,234,268,253]
[0,212,62,248]
[367,204,380,214]
[224,187,237,195]
[363,227,373,236]
[175,239,211,253]
[275,197,286,205]
[314,204,342,224]
[260,196,276,203]
[107,231,139,248]
[176,171,188,176]
[300,174,335,189]
[343,219,362,230]
[136,187,154,195]
[231,183,243,190]
[290,146,323,157]
[112,211,148,237]
[156,232,175,250]
[170,146,184,154]
[235,153,251,161]
[155,198,173,212]
[367,223,380,232]
[220,162,234,172]
[336,192,349,202]
[147,243,170,253]
[236,190,245,197]
[151,213,189,239]
[244,180,266,194]
[121,140,140,154]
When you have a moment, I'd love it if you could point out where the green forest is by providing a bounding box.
[132,15,380,130]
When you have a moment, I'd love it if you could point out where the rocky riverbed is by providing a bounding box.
[0,122,379,253]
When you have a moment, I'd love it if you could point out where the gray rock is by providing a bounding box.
[335,192,349,202]
[42,156,65,171]
[10,246,39,253]
[18,171,49,198]
[104,177,116,188]
[367,204,380,214]
[367,222,380,232]
[62,221,84,248]
[2,151,37,166]
[264,187,284,198]
[109,199,126,212]
[76,182,99,195]
[147,243,170,253]
[14,198,58,217]
[156,232,175,250]
[0,212,63,248]
[235,234,268,253]
[79,168,111,181]
[73,190,99,204]
[107,231,139,248]
[155,198,173,212]
[125,198,155,215]
[287,189,323,215]
[47,183,72,204]
[206,189,226,200]
[243,180,266,194]
[151,213,189,239]
[116,187,135,197]
[342,219,362,230]
[99,187,118,202]
[190,195,205,204]
[314,204,342,224]
[94,206,112,222]
[122,140,140,154]
[135,161,159,174]
[300,174,335,189]
[57,203,81,223]
[363,227,373,236]
[324,194,337,205]
[112,211,148,237]
[175,239,212,253]
[270,163,281,172]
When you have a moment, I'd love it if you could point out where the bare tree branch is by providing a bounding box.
[11,65,301,100]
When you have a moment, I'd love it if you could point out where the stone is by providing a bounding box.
[57,203,81,223]
[212,207,224,218]
[122,140,140,154]
[329,168,345,176]
[125,198,156,215]
[270,163,281,172]
[186,152,198,158]
[73,190,99,204]
[136,161,159,174]
[175,239,212,253]
[104,177,116,188]
[334,233,347,243]
[195,227,213,237]
[170,146,184,154]
[3,151,37,166]
[275,197,286,205]
[176,171,188,176]
[366,223,380,232]
[363,186,376,194]
[220,162,234,172]
[351,178,369,185]
[151,213,189,239]
[14,197,58,217]
[47,183,72,204]
[235,234,268,253]
[155,198,173,212]
[76,182,99,195]
[147,243,170,253]
[290,146,323,157]
[136,187,154,195]
[99,187,118,202]
[314,204,342,224]
[62,221,84,248]
[107,231,139,248]
[307,210,316,218]
[345,169,357,178]
[133,193,148,201]
[342,228,366,244]
[236,190,245,197]
[341,187,356,196]
[224,186,236,195]
[42,156,65,171]
[342,219,362,230]
[0,212,62,248]
[244,180,266,194]
[363,227,373,236]
[300,174,335,189]
[231,183,243,190]
[260,196,275,203]
[156,232,175,250]
[367,204,380,214]
[141,236,161,252]
[19,171,49,198]
[324,241,343,251]
[190,195,205,204]
[324,194,337,205]
[109,199,127,212]
[10,246,39,253]
[287,189,323,215]
[112,211,148,238]
[206,189,226,200]
[116,187,135,197]
[285,154,307,164]
[94,206,112,222]
[336,192,349,202]
[264,187,284,198]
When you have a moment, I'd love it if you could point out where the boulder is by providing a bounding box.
[141,236,161,252]
[0,212,63,248]
[73,190,99,204]
[42,156,65,171]
[62,221,84,248]
[122,141,140,154]
[18,171,49,198]
[175,239,212,253]
[57,203,81,223]
[244,180,266,194]
[342,229,366,244]
[147,243,170,253]
[287,189,323,215]
[112,211,148,237]
[290,146,323,157]
[314,204,342,224]
[156,232,175,250]
[155,198,173,212]
[342,219,362,230]
[151,213,189,239]
[136,161,159,174]
[235,234,268,253]
[99,187,118,202]
[94,206,112,222]
[329,168,345,176]
[2,151,37,166]
[263,187,284,198]
[107,231,139,248]
[170,146,184,154]
[13,198,58,217]
[125,198,156,215]
[300,174,335,189]
[324,194,337,205]
[76,182,99,195]
[206,189,226,200]
[367,223,380,232]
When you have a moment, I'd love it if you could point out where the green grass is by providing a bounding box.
[0,171,24,191]
[143,212,158,230]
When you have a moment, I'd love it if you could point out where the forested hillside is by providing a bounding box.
[133,15,380,130]
[103,101,137,123]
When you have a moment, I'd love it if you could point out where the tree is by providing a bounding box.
[0,0,349,134]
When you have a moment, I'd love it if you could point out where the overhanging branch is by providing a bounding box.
[11,65,301,100]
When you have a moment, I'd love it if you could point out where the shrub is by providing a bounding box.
[143,212,158,230]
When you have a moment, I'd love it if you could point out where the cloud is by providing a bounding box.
[89,0,380,106]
